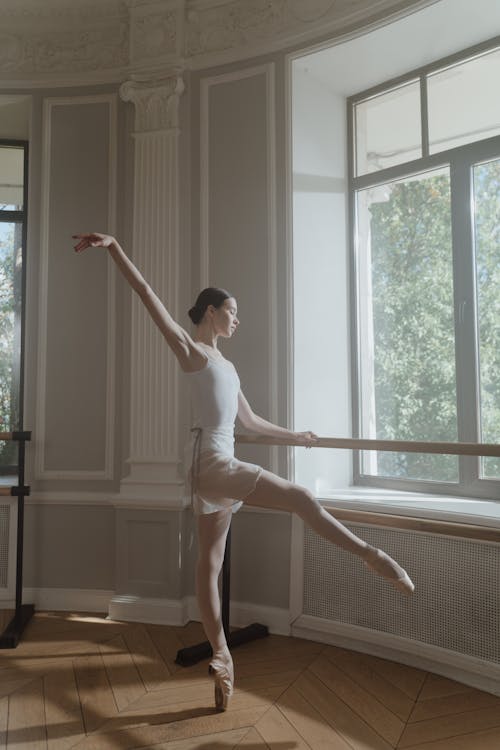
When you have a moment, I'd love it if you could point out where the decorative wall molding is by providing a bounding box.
[36,94,117,481]
[0,0,440,85]
[27,492,116,506]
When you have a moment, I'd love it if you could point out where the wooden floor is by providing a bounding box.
[0,612,499,749]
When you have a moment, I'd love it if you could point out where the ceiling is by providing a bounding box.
[294,0,500,97]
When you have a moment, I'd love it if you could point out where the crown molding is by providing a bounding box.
[185,0,440,70]
[0,0,439,86]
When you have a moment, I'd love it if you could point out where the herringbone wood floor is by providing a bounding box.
[0,611,499,749]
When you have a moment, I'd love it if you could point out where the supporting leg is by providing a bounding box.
[195,508,233,655]
[195,509,235,710]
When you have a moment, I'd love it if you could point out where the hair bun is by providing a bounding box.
[188,305,200,324]
[188,287,232,326]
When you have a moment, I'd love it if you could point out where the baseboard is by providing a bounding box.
[22,587,115,613]
[109,595,290,635]
[227,600,291,636]
[292,614,500,697]
[185,596,291,636]
[19,587,291,636]
[108,594,189,626]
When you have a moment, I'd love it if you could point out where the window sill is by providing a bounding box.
[318,487,500,532]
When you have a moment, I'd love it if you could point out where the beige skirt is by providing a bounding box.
[191,450,263,515]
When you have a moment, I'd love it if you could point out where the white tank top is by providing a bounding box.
[186,346,240,455]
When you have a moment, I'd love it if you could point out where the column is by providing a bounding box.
[119,74,185,502]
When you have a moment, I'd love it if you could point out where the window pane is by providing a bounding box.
[0,146,24,211]
[474,157,500,479]
[0,222,22,468]
[355,80,421,176]
[356,168,458,481]
[428,48,500,154]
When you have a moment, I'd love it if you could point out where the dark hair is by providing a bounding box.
[188,287,232,325]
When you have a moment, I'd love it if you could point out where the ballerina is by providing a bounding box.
[73,232,414,712]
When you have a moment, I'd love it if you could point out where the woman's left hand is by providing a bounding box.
[293,431,319,448]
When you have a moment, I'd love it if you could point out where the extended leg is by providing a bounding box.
[243,469,414,594]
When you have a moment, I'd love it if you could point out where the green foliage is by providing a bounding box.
[368,172,458,481]
[0,222,20,468]
[475,160,500,478]
[365,163,500,482]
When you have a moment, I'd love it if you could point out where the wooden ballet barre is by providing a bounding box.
[0,431,31,442]
[235,434,500,457]
[0,486,30,497]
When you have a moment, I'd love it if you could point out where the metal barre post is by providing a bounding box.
[235,435,500,457]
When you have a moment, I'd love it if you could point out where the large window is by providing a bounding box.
[0,141,28,474]
[349,40,500,498]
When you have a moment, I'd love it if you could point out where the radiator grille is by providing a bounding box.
[0,505,10,588]
[303,523,500,664]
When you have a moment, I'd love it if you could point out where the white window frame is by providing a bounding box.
[348,37,500,500]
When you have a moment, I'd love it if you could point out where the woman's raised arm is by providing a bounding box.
[73,233,206,372]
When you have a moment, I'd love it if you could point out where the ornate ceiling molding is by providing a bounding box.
[0,0,129,84]
[0,0,440,85]
[128,0,184,70]
[186,0,440,66]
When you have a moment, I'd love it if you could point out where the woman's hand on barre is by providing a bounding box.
[73,232,116,252]
[293,431,319,449]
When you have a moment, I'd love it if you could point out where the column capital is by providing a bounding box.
[120,73,185,132]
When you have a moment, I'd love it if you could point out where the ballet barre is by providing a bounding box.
[0,486,30,497]
[238,433,500,543]
[235,434,500,456]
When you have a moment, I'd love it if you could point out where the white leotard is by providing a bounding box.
[184,345,262,515]
[186,346,240,455]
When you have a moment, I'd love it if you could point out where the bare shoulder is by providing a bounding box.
[176,334,209,373]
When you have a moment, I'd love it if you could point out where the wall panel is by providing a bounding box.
[37,96,116,479]
[200,65,277,471]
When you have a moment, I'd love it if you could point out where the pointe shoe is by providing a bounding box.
[364,547,415,595]
[208,655,234,711]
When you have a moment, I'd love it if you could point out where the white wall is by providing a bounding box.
[292,64,352,494]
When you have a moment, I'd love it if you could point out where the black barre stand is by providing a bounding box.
[0,431,35,648]
[175,523,269,666]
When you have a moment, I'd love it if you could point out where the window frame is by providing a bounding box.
[0,139,29,476]
[347,37,500,500]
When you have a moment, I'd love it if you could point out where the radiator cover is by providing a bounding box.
[303,523,500,664]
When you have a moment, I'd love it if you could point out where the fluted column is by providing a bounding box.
[119,74,185,501]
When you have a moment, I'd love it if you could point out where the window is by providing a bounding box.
[349,40,500,498]
[0,141,28,474]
